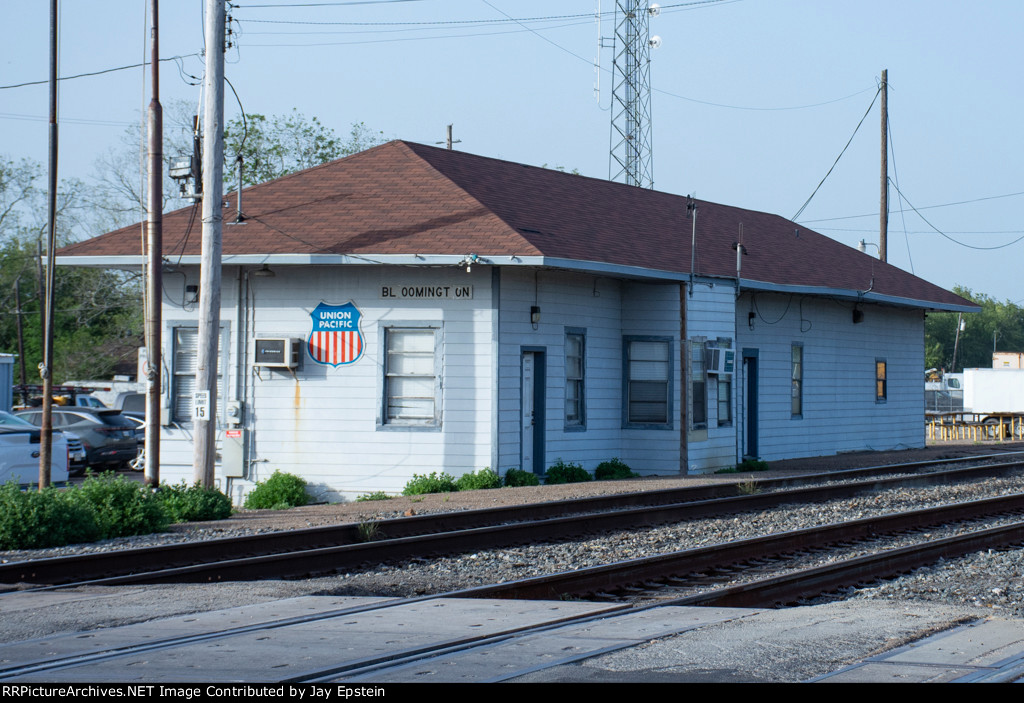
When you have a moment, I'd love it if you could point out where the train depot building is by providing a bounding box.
[59,141,976,502]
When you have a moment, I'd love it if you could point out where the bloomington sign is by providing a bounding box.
[308,301,364,366]
[380,285,473,300]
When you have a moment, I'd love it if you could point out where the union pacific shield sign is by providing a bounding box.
[308,301,364,366]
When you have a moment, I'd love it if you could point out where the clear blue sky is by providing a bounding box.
[3,1,1022,303]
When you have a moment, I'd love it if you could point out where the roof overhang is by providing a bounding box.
[739,278,979,313]
[55,253,974,312]
[55,252,693,283]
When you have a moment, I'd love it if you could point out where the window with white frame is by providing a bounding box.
[792,344,803,417]
[171,326,224,424]
[565,330,585,429]
[383,327,439,426]
[625,337,671,426]
[717,376,731,426]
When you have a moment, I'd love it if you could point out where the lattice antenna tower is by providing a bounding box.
[609,1,660,189]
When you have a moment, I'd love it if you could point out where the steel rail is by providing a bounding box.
[668,520,1024,608]
[3,455,1024,587]
[452,492,1024,601]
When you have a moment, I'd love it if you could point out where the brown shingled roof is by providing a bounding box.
[60,139,972,310]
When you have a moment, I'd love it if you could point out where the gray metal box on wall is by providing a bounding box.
[221,428,245,478]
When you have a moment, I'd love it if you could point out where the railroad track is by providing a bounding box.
[4,453,1024,588]
[5,497,1024,682]
[459,492,1024,607]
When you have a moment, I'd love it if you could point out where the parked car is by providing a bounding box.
[0,411,69,484]
[15,408,139,471]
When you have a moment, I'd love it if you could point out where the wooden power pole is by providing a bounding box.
[39,0,59,489]
[879,68,888,263]
[145,0,163,487]
[194,0,225,487]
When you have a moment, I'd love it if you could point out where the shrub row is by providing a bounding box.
[0,473,233,551]
[390,458,638,497]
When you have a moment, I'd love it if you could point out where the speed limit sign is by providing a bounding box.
[192,390,210,421]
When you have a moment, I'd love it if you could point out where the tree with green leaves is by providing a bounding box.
[925,287,1024,372]
[0,156,142,384]
[224,110,386,187]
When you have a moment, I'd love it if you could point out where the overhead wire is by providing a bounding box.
[791,87,880,221]
[0,55,202,90]
[888,182,1024,251]
[799,191,1024,224]
[885,93,914,273]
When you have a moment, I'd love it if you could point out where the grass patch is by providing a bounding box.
[737,479,762,495]
[355,491,392,502]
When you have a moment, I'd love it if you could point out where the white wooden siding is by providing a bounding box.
[684,279,740,473]
[736,291,924,461]
[158,266,494,502]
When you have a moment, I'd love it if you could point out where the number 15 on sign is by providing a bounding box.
[193,390,210,421]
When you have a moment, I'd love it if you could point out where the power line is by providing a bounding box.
[791,88,880,221]
[800,191,1024,223]
[888,181,1024,251]
[0,54,202,91]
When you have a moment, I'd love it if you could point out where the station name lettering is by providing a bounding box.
[380,285,472,300]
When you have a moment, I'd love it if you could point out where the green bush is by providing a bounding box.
[544,459,592,485]
[355,491,392,502]
[737,459,770,472]
[77,472,170,539]
[503,468,540,487]
[402,472,458,496]
[0,482,100,550]
[157,482,233,522]
[455,467,502,491]
[595,458,638,481]
[244,470,310,510]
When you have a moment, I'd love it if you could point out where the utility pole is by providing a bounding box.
[879,69,888,263]
[194,0,225,487]
[145,0,163,487]
[39,0,59,489]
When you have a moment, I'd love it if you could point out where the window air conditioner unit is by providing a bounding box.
[706,347,735,375]
[253,338,301,369]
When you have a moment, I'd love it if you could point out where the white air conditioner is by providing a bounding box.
[706,347,735,375]
[253,338,301,369]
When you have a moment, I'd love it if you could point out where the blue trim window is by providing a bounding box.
[625,337,672,427]
[565,329,585,430]
[689,339,707,429]
[875,359,887,403]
